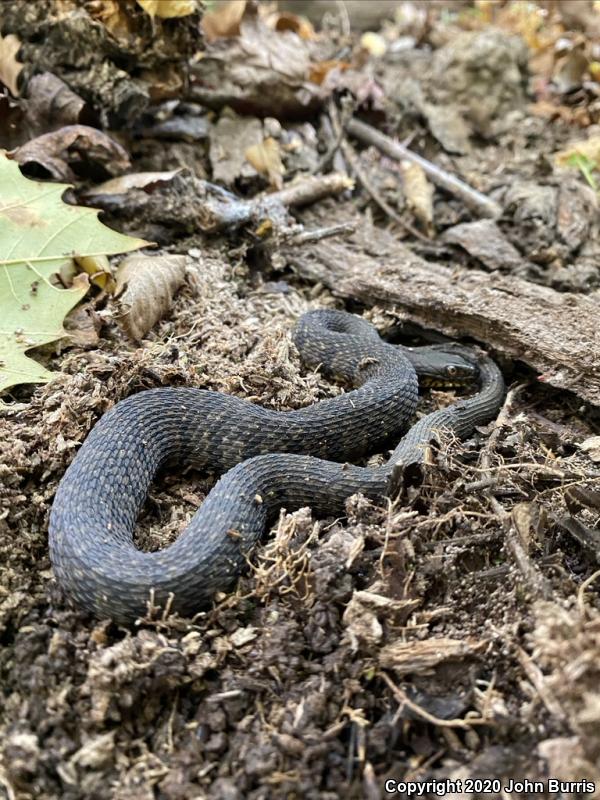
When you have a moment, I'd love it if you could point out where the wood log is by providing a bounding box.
[288,230,600,406]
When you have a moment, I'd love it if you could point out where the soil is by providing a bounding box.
[2,3,600,800]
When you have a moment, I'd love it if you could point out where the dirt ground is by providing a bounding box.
[2,2,600,799]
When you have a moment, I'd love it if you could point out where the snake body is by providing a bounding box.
[49,311,505,623]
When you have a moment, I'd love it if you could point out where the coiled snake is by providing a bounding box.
[49,310,505,623]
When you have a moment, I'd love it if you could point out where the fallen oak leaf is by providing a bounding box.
[113,253,187,340]
[0,154,148,396]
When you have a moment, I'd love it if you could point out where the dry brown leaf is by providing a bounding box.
[136,0,198,19]
[308,59,351,86]
[85,170,182,197]
[202,0,247,41]
[10,125,130,181]
[0,33,24,97]
[90,0,133,41]
[114,253,187,340]
[379,637,485,676]
[24,73,88,133]
[193,17,320,118]
[401,160,434,233]
[140,63,184,102]
[579,436,600,462]
[64,303,102,348]
[268,11,316,41]
[245,137,285,189]
[209,111,263,186]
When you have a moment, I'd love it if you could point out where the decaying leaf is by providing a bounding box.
[85,170,182,197]
[74,255,113,290]
[579,435,600,462]
[308,59,351,86]
[0,33,23,97]
[136,0,198,19]
[400,160,434,233]
[10,125,130,181]
[114,253,187,340]
[0,155,147,396]
[23,73,89,135]
[343,589,420,651]
[379,637,485,677]
[64,302,102,348]
[191,17,321,118]
[267,11,316,41]
[245,137,285,189]
[201,0,247,41]
[444,219,531,272]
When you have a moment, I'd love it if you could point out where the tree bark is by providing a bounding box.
[288,233,600,406]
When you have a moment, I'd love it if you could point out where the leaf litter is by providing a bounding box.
[0,155,146,395]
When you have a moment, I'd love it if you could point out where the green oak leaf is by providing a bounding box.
[0,154,148,396]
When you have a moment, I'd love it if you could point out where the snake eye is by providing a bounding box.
[447,365,458,378]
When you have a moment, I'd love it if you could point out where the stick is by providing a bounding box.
[203,173,354,232]
[289,221,356,245]
[346,118,502,219]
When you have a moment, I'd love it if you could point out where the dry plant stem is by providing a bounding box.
[489,623,567,722]
[289,234,600,405]
[290,221,356,245]
[312,113,346,175]
[577,568,600,614]
[479,386,552,598]
[341,137,428,242]
[205,173,353,232]
[346,117,502,219]
[380,672,492,729]
[329,106,428,242]
[269,172,353,209]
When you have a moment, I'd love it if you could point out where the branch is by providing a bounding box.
[346,118,502,220]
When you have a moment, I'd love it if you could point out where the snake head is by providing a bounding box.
[417,351,478,387]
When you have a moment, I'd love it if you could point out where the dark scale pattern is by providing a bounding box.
[49,310,505,623]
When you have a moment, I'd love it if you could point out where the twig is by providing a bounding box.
[577,568,600,615]
[346,117,502,219]
[312,113,347,175]
[329,106,428,241]
[199,172,354,233]
[380,671,493,729]
[289,221,356,245]
[268,172,354,209]
[478,386,553,599]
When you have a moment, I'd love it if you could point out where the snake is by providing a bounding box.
[49,310,505,624]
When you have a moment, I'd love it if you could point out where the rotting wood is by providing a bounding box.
[287,231,600,406]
